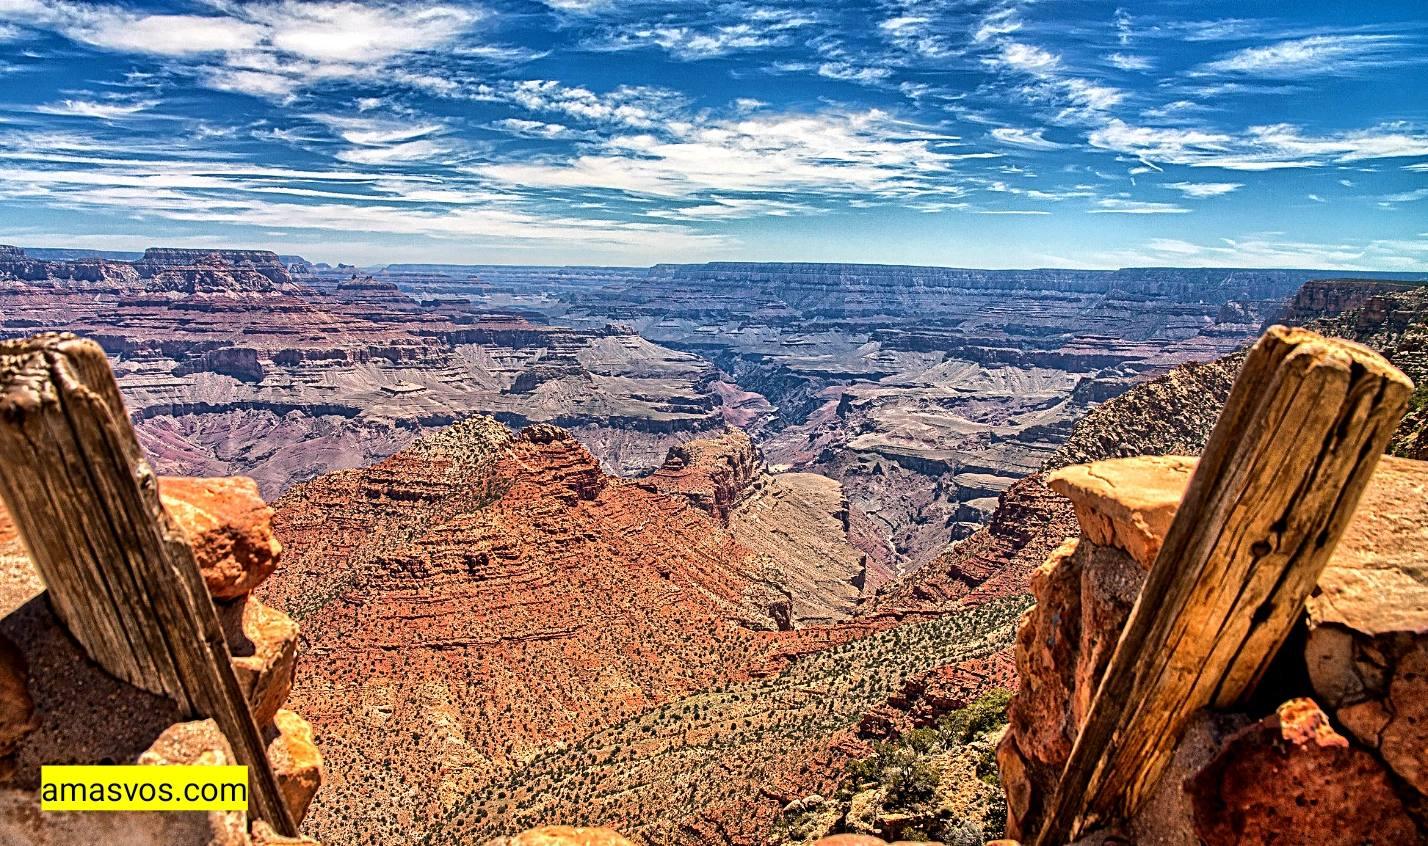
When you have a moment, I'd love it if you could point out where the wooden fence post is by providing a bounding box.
[0,333,298,836]
[1034,326,1412,845]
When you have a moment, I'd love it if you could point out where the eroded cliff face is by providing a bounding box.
[642,428,762,521]
[0,475,323,845]
[1279,277,1426,324]
[998,455,1428,845]
[643,429,874,625]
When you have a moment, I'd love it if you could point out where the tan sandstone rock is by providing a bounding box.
[1045,455,1194,569]
[219,597,298,725]
[1303,457,1428,797]
[1007,454,1428,842]
[265,710,322,823]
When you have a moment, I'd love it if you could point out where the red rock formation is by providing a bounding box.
[1188,699,1419,846]
[870,473,1078,614]
[642,427,761,520]
[259,416,797,845]
[160,476,283,600]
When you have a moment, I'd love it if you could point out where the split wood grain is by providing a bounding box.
[1034,325,1413,846]
[0,333,298,836]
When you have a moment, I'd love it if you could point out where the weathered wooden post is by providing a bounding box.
[1034,326,1412,845]
[0,333,298,836]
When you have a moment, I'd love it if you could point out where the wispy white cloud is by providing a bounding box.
[1091,197,1189,214]
[1106,52,1151,71]
[646,197,814,220]
[36,98,157,119]
[1165,181,1241,198]
[335,138,449,165]
[491,118,582,140]
[978,26,1123,124]
[0,153,726,253]
[608,24,779,58]
[879,13,956,58]
[817,62,892,84]
[1158,19,1262,42]
[1114,234,1428,270]
[973,7,1020,44]
[477,110,967,200]
[503,80,685,129]
[1114,8,1132,46]
[539,0,607,13]
[990,127,1063,150]
[1141,99,1205,120]
[592,6,814,59]
[1198,34,1414,77]
[1090,119,1428,170]
[993,42,1060,73]
[0,1,482,99]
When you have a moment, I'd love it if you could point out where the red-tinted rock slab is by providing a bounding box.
[1188,698,1421,846]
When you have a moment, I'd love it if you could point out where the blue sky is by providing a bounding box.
[0,0,1425,268]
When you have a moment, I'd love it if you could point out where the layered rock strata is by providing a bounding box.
[0,248,730,497]
[259,417,793,844]
[998,454,1428,844]
[391,262,1359,574]
[0,475,322,844]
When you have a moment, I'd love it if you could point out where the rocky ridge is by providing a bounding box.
[259,416,860,844]
[642,429,875,624]
[258,410,1045,846]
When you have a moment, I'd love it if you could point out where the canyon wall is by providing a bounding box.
[0,248,730,497]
